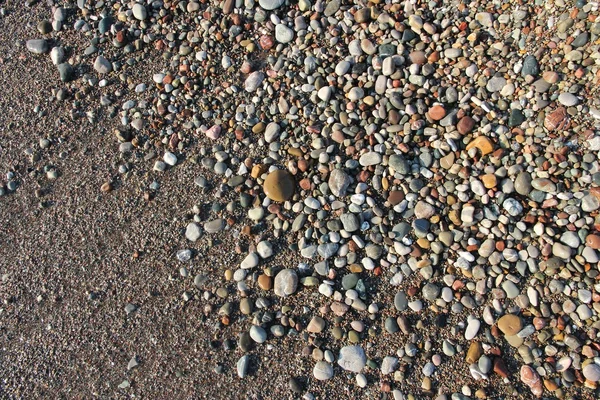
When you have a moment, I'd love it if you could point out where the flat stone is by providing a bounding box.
[26,39,49,54]
[263,169,294,202]
[558,93,579,107]
[359,152,381,166]
[94,55,112,74]
[237,355,249,378]
[337,346,366,373]
[313,361,333,380]
[306,316,326,333]
[245,71,264,92]
[204,219,225,233]
[132,3,147,21]
[457,116,476,134]
[466,136,494,156]
[274,269,298,297]
[498,314,522,336]
[583,363,600,382]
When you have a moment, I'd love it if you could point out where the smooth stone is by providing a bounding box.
[26,39,49,54]
[94,55,112,74]
[274,269,298,297]
[241,253,259,269]
[275,24,294,43]
[521,55,540,76]
[313,361,333,380]
[249,325,267,343]
[259,0,285,10]
[498,314,522,336]
[185,223,201,241]
[237,355,250,378]
[338,346,366,373]
[359,152,381,166]
[583,363,600,382]
[257,241,273,258]
[558,93,579,107]
[204,219,225,233]
[132,3,148,20]
[381,356,399,375]
[263,170,294,202]
[245,71,265,92]
[57,63,74,82]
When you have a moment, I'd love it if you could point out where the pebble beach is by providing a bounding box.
[2,0,600,399]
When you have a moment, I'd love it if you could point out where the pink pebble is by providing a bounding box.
[206,125,221,140]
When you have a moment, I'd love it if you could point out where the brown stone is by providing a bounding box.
[257,274,272,290]
[542,71,559,84]
[521,365,543,397]
[585,234,600,249]
[263,169,294,202]
[544,107,568,132]
[428,105,446,121]
[466,341,483,364]
[388,190,404,205]
[498,314,522,336]
[466,136,494,156]
[544,379,559,391]
[223,0,234,14]
[100,182,113,192]
[457,116,476,134]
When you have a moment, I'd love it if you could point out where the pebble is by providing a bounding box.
[132,3,147,21]
[263,170,294,202]
[26,39,49,54]
[337,346,366,373]
[313,361,333,380]
[274,269,298,297]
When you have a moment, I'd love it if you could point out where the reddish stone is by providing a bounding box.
[521,365,543,397]
[259,35,274,50]
[388,190,404,205]
[493,357,509,378]
[457,116,476,134]
[428,105,446,121]
[544,107,568,132]
[586,234,600,249]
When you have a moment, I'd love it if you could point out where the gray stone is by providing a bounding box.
[259,0,285,10]
[381,356,399,374]
[245,71,264,92]
[132,3,148,20]
[340,213,360,232]
[204,219,225,233]
[275,24,294,43]
[57,63,74,82]
[26,39,49,54]
[237,355,249,378]
[359,152,381,166]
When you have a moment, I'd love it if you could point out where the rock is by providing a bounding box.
[466,342,483,364]
[498,314,522,336]
[414,201,435,219]
[249,325,267,343]
[388,154,410,174]
[515,172,533,195]
[544,107,567,131]
[163,152,177,166]
[359,152,381,166]
[328,169,351,197]
[245,71,265,92]
[466,136,494,155]
[558,93,579,107]
[50,47,65,65]
[259,0,285,10]
[381,356,398,375]
[257,241,273,258]
[94,55,112,74]
[338,346,366,373]
[457,116,476,134]
[520,365,543,397]
[132,3,148,21]
[313,361,333,380]
[206,125,221,140]
[274,269,298,297]
[324,0,340,16]
[185,223,201,241]
[306,316,326,333]
[583,363,600,382]
[340,213,360,232]
[241,253,259,269]
[204,219,225,233]
[26,39,49,54]
[237,355,250,378]
[223,0,234,14]
[465,318,481,340]
[581,194,600,212]
[263,169,294,202]
[57,63,74,82]
[275,24,294,43]
[476,12,493,27]
[521,55,540,76]
[428,105,446,121]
